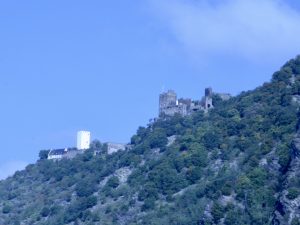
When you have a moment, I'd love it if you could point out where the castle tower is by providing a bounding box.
[204,87,213,110]
[159,90,177,116]
[77,131,91,150]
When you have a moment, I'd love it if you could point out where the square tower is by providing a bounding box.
[204,87,213,110]
[159,90,177,117]
[77,131,91,150]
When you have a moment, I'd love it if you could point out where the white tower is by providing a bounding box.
[77,131,91,150]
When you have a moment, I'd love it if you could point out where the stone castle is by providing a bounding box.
[159,88,231,117]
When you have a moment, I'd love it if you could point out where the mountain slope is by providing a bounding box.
[1,56,300,225]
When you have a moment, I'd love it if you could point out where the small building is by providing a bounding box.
[48,148,68,160]
[47,148,83,160]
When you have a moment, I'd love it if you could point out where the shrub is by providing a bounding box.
[107,176,120,189]
[2,204,11,214]
[287,188,300,200]
[141,198,155,211]
[41,207,50,217]
[211,203,225,223]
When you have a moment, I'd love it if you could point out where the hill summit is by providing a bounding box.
[1,56,300,225]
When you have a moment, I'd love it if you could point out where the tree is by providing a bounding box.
[39,150,50,160]
[90,139,102,150]
[107,176,120,189]
[75,179,97,197]
[287,188,300,200]
[211,203,225,223]
[41,207,50,217]
[2,204,11,214]
[202,131,221,149]
[141,198,156,211]
[148,128,168,149]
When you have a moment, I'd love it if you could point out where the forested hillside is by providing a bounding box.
[1,56,300,225]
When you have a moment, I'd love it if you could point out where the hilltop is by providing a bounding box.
[1,56,300,225]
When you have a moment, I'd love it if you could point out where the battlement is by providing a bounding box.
[159,88,230,117]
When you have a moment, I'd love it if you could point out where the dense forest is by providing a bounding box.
[1,56,300,225]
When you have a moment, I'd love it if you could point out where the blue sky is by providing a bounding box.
[1,0,300,179]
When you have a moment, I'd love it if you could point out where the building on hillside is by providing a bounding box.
[159,90,177,116]
[48,148,68,160]
[159,88,213,117]
[47,148,83,160]
[77,131,91,150]
[159,88,231,117]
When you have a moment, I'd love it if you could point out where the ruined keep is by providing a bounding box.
[204,87,213,110]
[159,88,230,117]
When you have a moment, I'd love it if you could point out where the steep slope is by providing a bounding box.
[1,56,300,225]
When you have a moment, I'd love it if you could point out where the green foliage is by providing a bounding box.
[277,144,291,170]
[2,204,11,214]
[291,218,300,225]
[39,150,50,160]
[287,188,300,200]
[138,183,159,201]
[147,128,168,149]
[147,162,187,195]
[40,207,50,217]
[211,203,225,223]
[75,179,97,197]
[106,176,120,189]
[141,198,156,211]
[89,139,102,151]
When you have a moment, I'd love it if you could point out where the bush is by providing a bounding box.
[148,128,168,149]
[211,203,225,223]
[291,218,300,225]
[41,207,50,217]
[287,188,300,200]
[2,204,11,214]
[277,144,291,170]
[186,167,202,184]
[75,180,96,197]
[107,176,120,189]
[141,198,155,211]
[39,150,50,160]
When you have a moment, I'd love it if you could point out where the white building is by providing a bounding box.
[47,148,83,160]
[48,148,68,160]
[77,131,91,150]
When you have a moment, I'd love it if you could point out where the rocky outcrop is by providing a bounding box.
[115,167,132,184]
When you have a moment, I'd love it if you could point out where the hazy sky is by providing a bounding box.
[1,0,300,179]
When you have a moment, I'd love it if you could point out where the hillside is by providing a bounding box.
[1,56,300,225]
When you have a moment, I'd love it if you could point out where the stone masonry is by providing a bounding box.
[159,88,230,117]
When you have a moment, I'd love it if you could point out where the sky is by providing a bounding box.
[1,0,300,180]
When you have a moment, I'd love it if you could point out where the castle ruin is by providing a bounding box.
[159,88,230,117]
